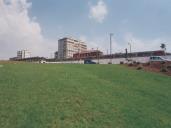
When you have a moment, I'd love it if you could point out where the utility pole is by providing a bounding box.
[110,33,113,56]
[128,42,132,58]
[97,47,100,64]
[125,48,128,59]
[110,33,113,64]
[78,43,80,63]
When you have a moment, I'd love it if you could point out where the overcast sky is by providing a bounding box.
[0,0,171,59]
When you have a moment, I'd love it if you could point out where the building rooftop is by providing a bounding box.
[74,50,103,54]
[59,37,85,44]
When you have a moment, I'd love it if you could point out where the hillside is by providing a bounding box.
[0,64,171,128]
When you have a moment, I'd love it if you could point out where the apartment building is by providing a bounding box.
[17,50,31,59]
[58,37,87,59]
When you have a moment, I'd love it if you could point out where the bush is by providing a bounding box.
[120,61,124,65]
[144,62,150,66]
[133,61,137,64]
[136,62,140,65]
[167,65,171,69]
[128,63,133,66]
[137,66,143,70]
[161,67,168,72]
[161,61,166,65]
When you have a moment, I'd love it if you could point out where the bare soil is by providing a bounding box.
[125,61,171,76]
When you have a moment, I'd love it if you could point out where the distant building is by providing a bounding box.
[73,50,103,59]
[102,50,166,59]
[9,57,18,61]
[17,50,31,59]
[58,37,87,59]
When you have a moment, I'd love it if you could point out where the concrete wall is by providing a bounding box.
[45,57,150,64]
[92,57,149,64]
[46,60,84,64]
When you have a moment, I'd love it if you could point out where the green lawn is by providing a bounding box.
[0,63,171,128]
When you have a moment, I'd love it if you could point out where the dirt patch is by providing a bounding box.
[125,62,171,76]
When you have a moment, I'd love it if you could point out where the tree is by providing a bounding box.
[160,43,166,55]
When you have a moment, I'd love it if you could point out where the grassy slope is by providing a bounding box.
[0,64,171,128]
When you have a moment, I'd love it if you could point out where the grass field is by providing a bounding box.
[0,63,171,128]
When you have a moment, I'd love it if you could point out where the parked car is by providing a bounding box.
[40,60,46,64]
[149,56,171,62]
[84,59,96,64]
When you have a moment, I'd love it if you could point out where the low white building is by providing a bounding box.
[17,50,31,59]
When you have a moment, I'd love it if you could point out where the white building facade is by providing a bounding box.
[17,50,31,59]
[58,37,87,59]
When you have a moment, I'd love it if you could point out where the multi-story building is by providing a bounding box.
[17,50,31,59]
[58,37,87,59]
